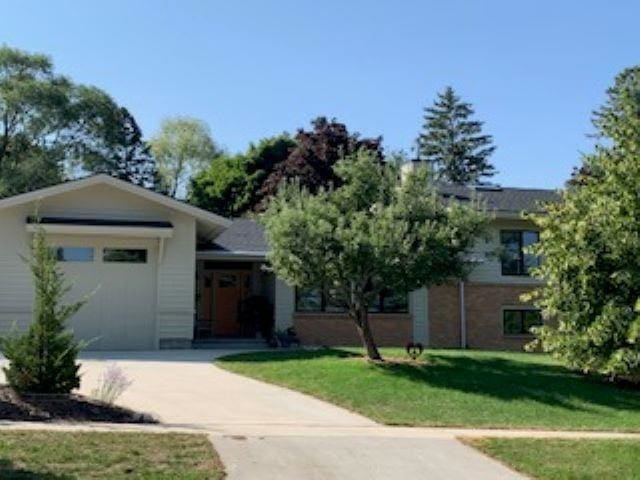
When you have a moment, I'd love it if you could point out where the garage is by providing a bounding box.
[51,235,159,350]
[0,174,231,351]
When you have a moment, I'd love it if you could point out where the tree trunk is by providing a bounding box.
[353,307,382,361]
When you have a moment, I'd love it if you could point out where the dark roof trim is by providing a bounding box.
[27,216,173,229]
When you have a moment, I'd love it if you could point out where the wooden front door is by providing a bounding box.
[211,270,251,337]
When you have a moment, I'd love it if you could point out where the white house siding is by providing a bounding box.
[156,212,196,346]
[0,184,198,350]
[274,278,295,331]
[467,218,543,285]
[0,206,34,335]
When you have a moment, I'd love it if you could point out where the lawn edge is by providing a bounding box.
[458,437,533,479]
[215,349,640,433]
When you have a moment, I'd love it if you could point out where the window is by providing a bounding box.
[500,230,540,276]
[295,287,408,313]
[103,248,147,263]
[503,309,543,335]
[55,247,94,262]
[295,288,323,312]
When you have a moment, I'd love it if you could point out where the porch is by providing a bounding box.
[194,255,276,344]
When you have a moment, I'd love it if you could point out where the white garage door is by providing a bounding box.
[51,235,158,350]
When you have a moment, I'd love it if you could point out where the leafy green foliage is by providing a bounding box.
[150,117,222,197]
[418,86,496,184]
[261,150,488,359]
[527,66,640,381]
[189,134,295,216]
[0,46,153,196]
[1,226,87,393]
[190,154,254,217]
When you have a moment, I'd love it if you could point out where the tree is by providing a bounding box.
[526,66,640,382]
[418,87,496,184]
[258,117,382,203]
[262,150,488,360]
[81,106,157,187]
[150,117,222,197]
[190,153,254,217]
[0,46,71,196]
[0,46,146,196]
[189,134,295,216]
[1,225,87,393]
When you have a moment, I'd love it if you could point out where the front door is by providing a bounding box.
[210,270,251,337]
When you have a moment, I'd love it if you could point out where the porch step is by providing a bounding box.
[192,339,269,350]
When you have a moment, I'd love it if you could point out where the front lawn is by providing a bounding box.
[0,431,225,479]
[217,348,640,431]
[467,438,640,480]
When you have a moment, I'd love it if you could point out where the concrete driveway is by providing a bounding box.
[1,350,522,479]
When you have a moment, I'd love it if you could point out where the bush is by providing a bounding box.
[527,67,640,381]
[1,226,87,393]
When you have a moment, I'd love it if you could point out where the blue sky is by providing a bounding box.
[2,1,638,188]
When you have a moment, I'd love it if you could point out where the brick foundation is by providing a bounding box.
[429,282,539,350]
[294,313,413,347]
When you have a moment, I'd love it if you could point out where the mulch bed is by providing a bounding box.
[0,385,156,423]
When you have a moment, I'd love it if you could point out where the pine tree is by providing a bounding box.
[418,87,496,184]
[1,225,87,393]
[83,107,158,188]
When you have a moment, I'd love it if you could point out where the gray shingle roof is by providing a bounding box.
[207,185,558,255]
[438,184,559,213]
[210,218,267,253]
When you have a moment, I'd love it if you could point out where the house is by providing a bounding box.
[0,174,557,351]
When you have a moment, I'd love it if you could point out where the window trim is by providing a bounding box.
[502,307,543,336]
[500,229,540,277]
[294,287,409,314]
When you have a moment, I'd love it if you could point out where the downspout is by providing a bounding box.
[459,281,466,349]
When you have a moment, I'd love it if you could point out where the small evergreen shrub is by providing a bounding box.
[1,225,87,393]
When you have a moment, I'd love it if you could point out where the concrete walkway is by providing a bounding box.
[0,350,528,479]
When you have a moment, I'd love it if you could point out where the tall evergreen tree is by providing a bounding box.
[418,87,496,184]
[82,107,157,188]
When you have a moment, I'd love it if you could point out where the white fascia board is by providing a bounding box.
[26,224,174,238]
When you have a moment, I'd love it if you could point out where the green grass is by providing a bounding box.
[0,431,225,479]
[467,438,640,480]
[217,348,640,431]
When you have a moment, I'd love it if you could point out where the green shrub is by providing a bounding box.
[527,67,640,381]
[1,226,88,393]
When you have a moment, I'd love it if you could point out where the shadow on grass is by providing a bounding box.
[0,458,71,479]
[219,348,640,413]
[217,348,360,363]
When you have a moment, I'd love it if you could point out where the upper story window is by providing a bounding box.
[295,288,408,313]
[55,247,94,262]
[500,230,539,276]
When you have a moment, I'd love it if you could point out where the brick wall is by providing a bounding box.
[428,282,539,350]
[465,283,537,350]
[428,284,461,348]
[294,313,413,347]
